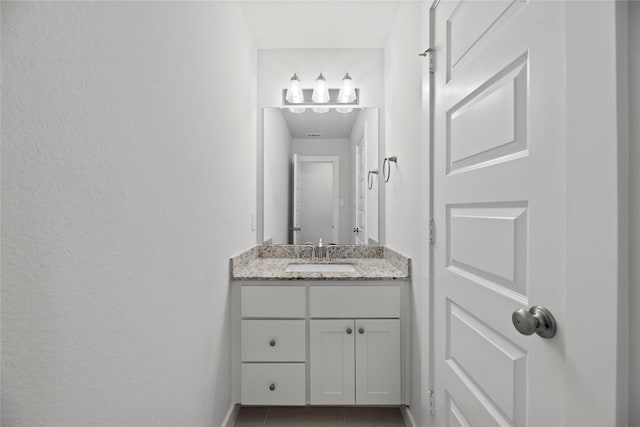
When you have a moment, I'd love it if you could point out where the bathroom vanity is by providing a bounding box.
[230,245,410,407]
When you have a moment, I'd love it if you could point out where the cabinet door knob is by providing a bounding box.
[269,339,277,347]
[269,383,276,391]
[346,327,353,335]
[358,327,365,334]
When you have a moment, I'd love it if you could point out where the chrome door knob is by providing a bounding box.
[512,305,557,338]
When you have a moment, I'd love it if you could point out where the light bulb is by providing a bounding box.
[312,73,330,103]
[312,107,329,114]
[338,73,356,103]
[288,106,306,114]
[285,73,304,103]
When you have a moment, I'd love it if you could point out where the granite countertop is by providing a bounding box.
[230,245,410,281]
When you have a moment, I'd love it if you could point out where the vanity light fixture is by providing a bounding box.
[281,73,360,113]
[285,73,305,113]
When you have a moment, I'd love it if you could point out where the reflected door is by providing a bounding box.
[292,155,340,245]
[354,131,367,245]
[292,153,301,244]
[432,1,565,425]
[300,162,334,243]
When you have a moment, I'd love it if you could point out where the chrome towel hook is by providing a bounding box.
[367,169,378,190]
[383,156,397,183]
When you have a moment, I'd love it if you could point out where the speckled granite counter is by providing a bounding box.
[230,245,410,281]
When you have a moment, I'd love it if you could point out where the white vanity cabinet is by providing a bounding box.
[309,285,401,405]
[235,281,407,407]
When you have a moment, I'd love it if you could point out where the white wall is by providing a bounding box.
[292,138,352,244]
[263,109,291,244]
[350,108,380,243]
[629,2,640,425]
[1,2,256,426]
[384,2,429,425]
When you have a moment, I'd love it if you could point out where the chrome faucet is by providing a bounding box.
[317,238,324,259]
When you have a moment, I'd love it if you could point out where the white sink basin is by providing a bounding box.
[285,263,356,273]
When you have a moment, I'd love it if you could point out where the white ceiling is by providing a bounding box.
[239,1,402,49]
[282,108,360,138]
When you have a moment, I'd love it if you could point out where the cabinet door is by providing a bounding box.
[355,319,401,404]
[310,319,355,405]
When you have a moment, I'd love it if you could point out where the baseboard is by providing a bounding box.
[400,405,418,427]
[221,403,240,427]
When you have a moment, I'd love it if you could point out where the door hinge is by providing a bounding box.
[428,389,435,416]
[419,48,434,73]
[429,219,435,244]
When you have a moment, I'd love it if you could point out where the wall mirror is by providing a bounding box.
[262,107,380,245]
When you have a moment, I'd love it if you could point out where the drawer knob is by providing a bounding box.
[359,327,365,334]
[346,327,353,335]
[269,339,277,347]
[269,383,276,391]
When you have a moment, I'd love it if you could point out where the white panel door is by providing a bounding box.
[354,130,367,245]
[433,1,566,425]
[355,319,401,405]
[292,153,301,244]
[310,319,355,405]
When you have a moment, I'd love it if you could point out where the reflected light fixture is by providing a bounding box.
[285,73,305,113]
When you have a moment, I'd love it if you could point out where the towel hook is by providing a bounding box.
[367,169,379,190]
[383,156,397,183]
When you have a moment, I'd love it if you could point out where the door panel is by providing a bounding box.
[355,319,401,405]
[433,1,565,426]
[310,319,355,405]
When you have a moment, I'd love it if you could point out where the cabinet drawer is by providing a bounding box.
[242,320,306,362]
[310,285,400,318]
[241,286,306,318]
[241,363,306,405]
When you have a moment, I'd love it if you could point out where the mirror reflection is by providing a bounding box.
[263,107,379,245]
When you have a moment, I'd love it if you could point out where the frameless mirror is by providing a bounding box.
[262,107,380,245]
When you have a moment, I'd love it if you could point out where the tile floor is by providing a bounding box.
[233,406,406,427]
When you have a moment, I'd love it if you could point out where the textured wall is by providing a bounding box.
[1,2,256,426]
[384,3,430,426]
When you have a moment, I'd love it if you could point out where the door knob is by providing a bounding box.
[269,383,276,391]
[346,327,353,335]
[358,327,365,334]
[269,339,276,347]
[512,305,557,338]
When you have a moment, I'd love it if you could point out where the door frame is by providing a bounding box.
[425,0,629,425]
[296,155,340,244]
[354,124,368,245]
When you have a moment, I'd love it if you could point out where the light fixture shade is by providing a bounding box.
[285,73,304,103]
[338,73,356,103]
[288,106,306,114]
[312,73,330,103]
[336,106,353,114]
